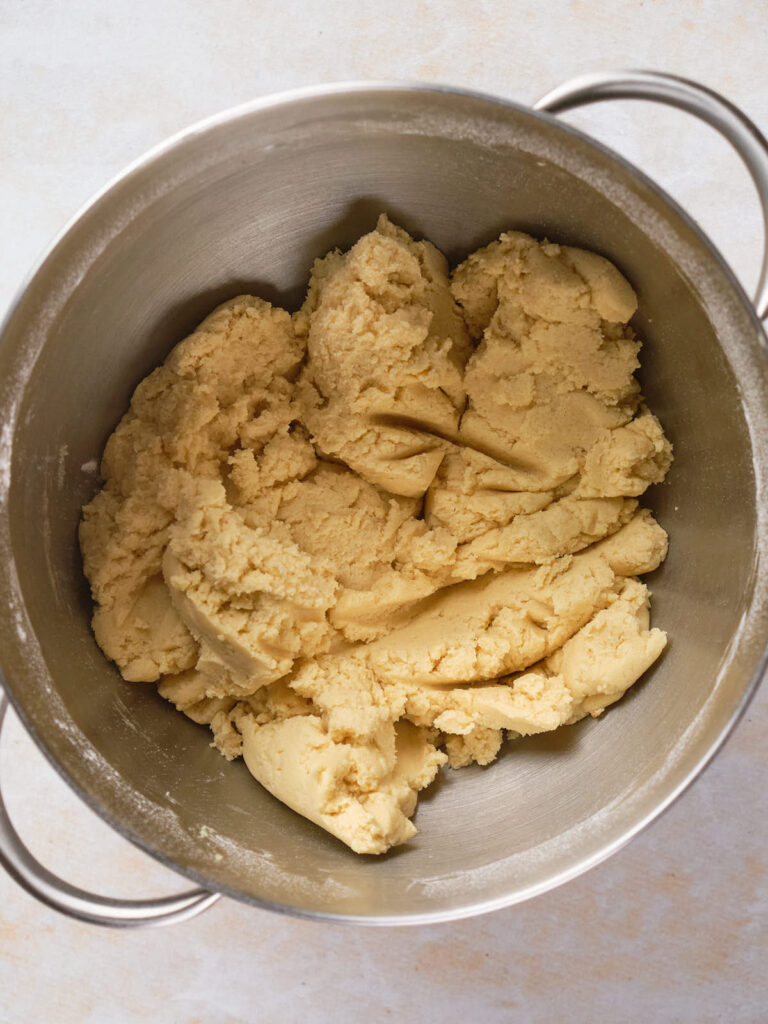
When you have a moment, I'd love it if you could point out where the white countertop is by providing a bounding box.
[1,2,767,1021]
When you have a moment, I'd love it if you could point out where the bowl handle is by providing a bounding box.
[535,70,768,321]
[0,692,221,927]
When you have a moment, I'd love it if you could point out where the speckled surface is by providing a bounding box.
[1,2,767,1021]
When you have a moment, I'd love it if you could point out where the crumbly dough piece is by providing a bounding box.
[297,214,470,497]
[368,511,666,686]
[80,296,304,681]
[241,716,446,855]
[451,231,671,492]
[162,475,338,692]
[81,219,672,856]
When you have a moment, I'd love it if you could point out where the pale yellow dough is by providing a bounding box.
[81,217,672,855]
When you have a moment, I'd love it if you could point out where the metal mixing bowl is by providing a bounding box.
[1,71,768,927]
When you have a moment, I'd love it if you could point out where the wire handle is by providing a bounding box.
[0,692,220,927]
[535,69,768,320]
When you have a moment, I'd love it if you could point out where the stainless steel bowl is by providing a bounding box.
[2,71,768,927]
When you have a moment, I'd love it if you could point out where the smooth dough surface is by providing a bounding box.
[81,217,672,855]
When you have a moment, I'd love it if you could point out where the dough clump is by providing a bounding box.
[81,217,672,855]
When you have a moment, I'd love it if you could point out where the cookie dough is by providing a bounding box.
[80,216,672,855]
